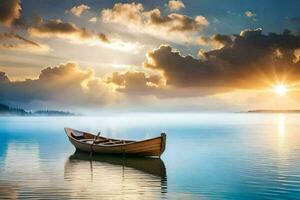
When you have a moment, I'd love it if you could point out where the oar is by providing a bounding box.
[89,131,101,158]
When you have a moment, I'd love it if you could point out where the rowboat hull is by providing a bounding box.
[65,128,166,157]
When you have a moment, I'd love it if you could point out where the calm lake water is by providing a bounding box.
[0,113,300,199]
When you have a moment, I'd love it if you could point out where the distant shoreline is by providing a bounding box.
[246,109,300,113]
[0,103,78,116]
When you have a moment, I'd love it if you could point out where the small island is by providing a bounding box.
[0,104,77,116]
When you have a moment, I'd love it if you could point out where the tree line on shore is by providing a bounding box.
[0,104,76,116]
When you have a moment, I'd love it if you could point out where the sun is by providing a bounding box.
[274,84,287,96]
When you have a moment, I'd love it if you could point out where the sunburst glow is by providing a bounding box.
[274,84,287,96]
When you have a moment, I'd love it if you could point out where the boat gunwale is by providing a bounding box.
[64,127,164,148]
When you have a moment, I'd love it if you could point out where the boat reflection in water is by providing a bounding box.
[64,151,167,199]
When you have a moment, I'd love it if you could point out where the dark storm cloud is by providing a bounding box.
[144,29,300,89]
[0,63,114,106]
[0,0,21,26]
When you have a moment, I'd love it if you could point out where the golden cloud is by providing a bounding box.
[145,9,208,32]
[197,34,233,49]
[105,69,226,98]
[168,0,185,11]
[106,71,164,94]
[67,4,90,17]
[101,2,208,41]
[0,62,116,106]
[144,29,300,91]
[28,18,105,41]
[27,17,141,52]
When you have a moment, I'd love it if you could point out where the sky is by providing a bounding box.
[1,0,300,113]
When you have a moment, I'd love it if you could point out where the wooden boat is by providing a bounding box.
[64,128,166,157]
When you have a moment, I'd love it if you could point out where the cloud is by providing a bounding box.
[103,29,300,98]
[0,62,116,107]
[102,3,144,25]
[28,18,106,41]
[245,11,256,18]
[144,45,215,87]
[197,34,233,49]
[146,9,208,32]
[143,29,300,92]
[106,71,163,95]
[101,2,208,41]
[67,4,90,17]
[0,31,49,52]
[89,17,97,23]
[0,0,21,27]
[105,69,227,98]
[168,0,185,11]
[27,17,141,52]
